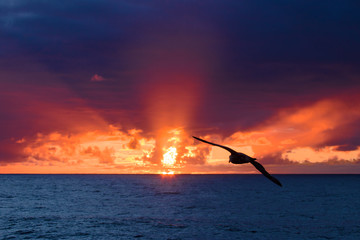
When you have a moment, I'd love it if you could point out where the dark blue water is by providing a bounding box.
[0,174,359,239]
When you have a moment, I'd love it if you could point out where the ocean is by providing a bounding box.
[0,174,359,239]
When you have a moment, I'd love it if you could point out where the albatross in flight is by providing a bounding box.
[193,136,282,187]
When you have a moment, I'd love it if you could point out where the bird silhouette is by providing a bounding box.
[193,136,282,187]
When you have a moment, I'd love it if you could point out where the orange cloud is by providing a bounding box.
[224,97,360,164]
[1,126,212,174]
[16,126,152,172]
[141,128,212,171]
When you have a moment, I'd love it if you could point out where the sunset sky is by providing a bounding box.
[1,0,360,174]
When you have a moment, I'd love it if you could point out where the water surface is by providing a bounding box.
[0,174,359,239]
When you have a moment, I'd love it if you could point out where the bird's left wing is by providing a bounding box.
[250,161,282,187]
[193,136,238,155]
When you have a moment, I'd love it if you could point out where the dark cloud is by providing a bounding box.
[256,152,292,165]
[0,140,27,165]
[127,137,140,150]
[320,114,360,151]
[334,145,359,152]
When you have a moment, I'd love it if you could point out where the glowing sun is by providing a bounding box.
[162,146,177,167]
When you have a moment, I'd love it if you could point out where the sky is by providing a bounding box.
[1,0,360,174]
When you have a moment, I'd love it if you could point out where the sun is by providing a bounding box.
[162,146,177,167]
[158,128,183,175]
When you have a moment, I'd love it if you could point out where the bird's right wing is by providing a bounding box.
[193,136,238,155]
[250,161,282,187]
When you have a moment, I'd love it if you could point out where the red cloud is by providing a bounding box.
[91,74,105,82]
